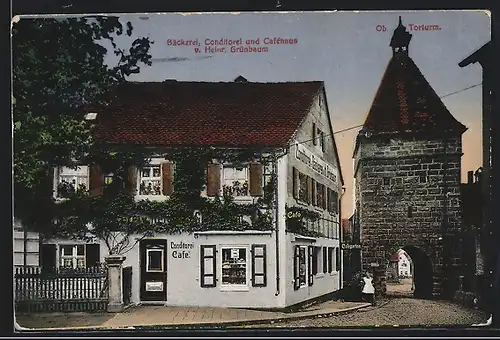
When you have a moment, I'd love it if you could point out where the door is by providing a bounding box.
[140,239,168,301]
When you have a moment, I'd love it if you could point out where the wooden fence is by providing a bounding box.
[14,266,108,313]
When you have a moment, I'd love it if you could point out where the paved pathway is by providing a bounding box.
[16,300,370,330]
[242,297,490,328]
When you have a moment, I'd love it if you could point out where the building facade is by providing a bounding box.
[36,77,344,309]
[353,17,466,298]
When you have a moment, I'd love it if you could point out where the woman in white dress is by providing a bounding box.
[361,272,375,304]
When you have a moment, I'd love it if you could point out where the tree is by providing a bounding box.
[12,16,153,231]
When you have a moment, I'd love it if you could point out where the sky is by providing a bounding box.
[101,10,490,218]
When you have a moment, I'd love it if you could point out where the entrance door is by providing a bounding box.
[140,239,168,301]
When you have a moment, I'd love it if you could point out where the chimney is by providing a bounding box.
[467,171,474,184]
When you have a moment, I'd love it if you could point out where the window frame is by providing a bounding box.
[138,164,163,196]
[59,244,86,269]
[55,166,90,199]
[220,245,250,291]
[221,165,250,198]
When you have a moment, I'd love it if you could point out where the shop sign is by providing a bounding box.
[342,243,361,250]
[146,281,164,291]
[170,241,195,259]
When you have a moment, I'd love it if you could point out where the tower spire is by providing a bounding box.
[390,16,412,57]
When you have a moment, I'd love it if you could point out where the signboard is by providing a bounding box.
[231,248,240,259]
[170,241,195,259]
[294,142,338,183]
[146,281,164,291]
[342,244,362,250]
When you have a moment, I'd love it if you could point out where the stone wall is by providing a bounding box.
[354,135,464,297]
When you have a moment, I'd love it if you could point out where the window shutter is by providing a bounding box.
[311,179,317,206]
[323,247,328,273]
[307,177,313,204]
[327,189,332,212]
[249,163,263,196]
[312,123,317,145]
[328,247,333,273]
[162,162,174,196]
[336,247,341,271]
[308,246,314,286]
[321,132,325,152]
[200,245,217,287]
[293,246,300,290]
[40,244,57,274]
[125,165,138,195]
[251,244,267,287]
[85,244,100,268]
[292,167,298,199]
[322,185,327,209]
[206,164,221,197]
[89,165,104,196]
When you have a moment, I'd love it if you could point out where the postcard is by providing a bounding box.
[11,10,495,331]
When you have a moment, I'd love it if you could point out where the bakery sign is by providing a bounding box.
[294,142,337,183]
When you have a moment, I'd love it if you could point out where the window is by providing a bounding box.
[383,177,391,186]
[322,247,328,273]
[146,248,164,272]
[319,130,325,152]
[263,163,274,187]
[407,206,413,218]
[419,175,427,184]
[312,247,320,275]
[56,166,89,198]
[139,165,162,195]
[312,123,317,145]
[335,247,341,271]
[328,189,339,214]
[316,183,326,209]
[327,247,334,273]
[294,246,308,290]
[221,247,248,286]
[298,173,309,202]
[60,245,85,269]
[222,166,249,197]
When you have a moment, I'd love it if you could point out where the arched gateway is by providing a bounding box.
[353,17,466,298]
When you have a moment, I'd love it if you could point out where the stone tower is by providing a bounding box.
[353,17,467,298]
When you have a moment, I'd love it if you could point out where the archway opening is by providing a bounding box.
[385,246,434,298]
[386,248,414,297]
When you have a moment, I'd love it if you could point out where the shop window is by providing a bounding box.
[293,246,308,290]
[322,247,328,274]
[60,245,85,269]
[221,247,249,287]
[139,165,162,195]
[200,245,217,288]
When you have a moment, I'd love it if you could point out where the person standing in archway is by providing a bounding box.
[362,271,375,304]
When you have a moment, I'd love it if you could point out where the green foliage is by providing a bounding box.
[285,205,326,238]
[12,16,153,230]
[53,149,277,254]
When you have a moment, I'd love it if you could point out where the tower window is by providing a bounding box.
[407,206,413,218]
[383,177,391,186]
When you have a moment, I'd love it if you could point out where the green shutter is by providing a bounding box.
[200,245,217,288]
[251,244,267,287]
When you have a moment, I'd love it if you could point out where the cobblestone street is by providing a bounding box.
[243,298,489,328]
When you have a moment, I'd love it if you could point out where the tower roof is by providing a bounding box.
[360,17,467,137]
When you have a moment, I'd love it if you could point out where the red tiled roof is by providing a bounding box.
[93,80,323,147]
[362,55,467,135]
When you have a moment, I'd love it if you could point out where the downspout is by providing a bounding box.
[273,150,280,296]
[339,187,346,290]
